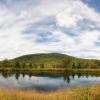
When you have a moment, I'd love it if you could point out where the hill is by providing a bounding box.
[12,53,73,68]
[0,53,100,69]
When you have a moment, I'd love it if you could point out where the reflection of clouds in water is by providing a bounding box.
[69,75,100,88]
[0,74,66,91]
[17,75,67,91]
[0,75,19,88]
[0,74,100,91]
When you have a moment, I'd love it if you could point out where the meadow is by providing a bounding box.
[0,84,99,100]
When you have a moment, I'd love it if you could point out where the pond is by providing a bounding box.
[0,72,100,91]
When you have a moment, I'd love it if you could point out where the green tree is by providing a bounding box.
[40,64,44,68]
[29,63,33,68]
[22,63,26,68]
[2,59,11,68]
[14,61,21,68]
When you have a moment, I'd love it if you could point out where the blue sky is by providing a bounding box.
[0,0,100,60]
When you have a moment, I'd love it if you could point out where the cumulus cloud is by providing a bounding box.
[0,0,100,60]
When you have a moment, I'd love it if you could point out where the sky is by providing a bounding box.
[0,0,100,60]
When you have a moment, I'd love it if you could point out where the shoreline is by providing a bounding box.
[0,68,100,72]
[0,68,100,76]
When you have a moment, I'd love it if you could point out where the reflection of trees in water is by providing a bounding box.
[77,73,81,78]
[62,72,98,84]
[86,73,89,78]
[0,72,33,80]
[63,73,71,84]
[22,73,25,78]
[15,73,32,80]
[2,73,8,78]
[29,73,33,78]
[72,73,75,79]
[0,71,99,81]
[15,73,20,80]
[77,73,89,79]
[63,72,78,84]
[1,71,13,78]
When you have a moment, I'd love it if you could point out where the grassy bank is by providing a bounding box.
[0,84,100,100]
[1,68,100,74]
[1,67,100,71]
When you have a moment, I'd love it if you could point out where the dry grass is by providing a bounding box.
[0,85,100,100]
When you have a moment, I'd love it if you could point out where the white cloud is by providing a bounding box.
[0,0,100,60]
[56,0,100,59]
[56,0,100,28]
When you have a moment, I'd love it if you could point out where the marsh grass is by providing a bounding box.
[0,84,99,100]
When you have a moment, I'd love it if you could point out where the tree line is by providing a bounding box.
[0,58,100,69]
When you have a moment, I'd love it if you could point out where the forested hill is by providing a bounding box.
[0,53,100,69]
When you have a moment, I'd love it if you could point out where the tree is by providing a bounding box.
[14,61,21,68]
[22,63,26,68]
[29,63,33,68]
[62,60,67,68]
[2,59,11,68]
[40,64,44,68]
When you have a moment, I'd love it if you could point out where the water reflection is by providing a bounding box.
[0,71,100,91]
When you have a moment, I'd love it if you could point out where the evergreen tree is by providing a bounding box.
[22,63,26,68]
[2,59,11,68]
[29,63,33,68]
[14,61,21,68]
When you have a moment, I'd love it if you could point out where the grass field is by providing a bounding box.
[0,84,99,100]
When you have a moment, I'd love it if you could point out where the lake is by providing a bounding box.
[0,72,100,91]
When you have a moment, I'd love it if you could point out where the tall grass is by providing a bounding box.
[0,84,99,100]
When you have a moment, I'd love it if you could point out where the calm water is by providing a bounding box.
[0,72,100,91]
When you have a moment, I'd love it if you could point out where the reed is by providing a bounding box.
[0,84,99,100]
